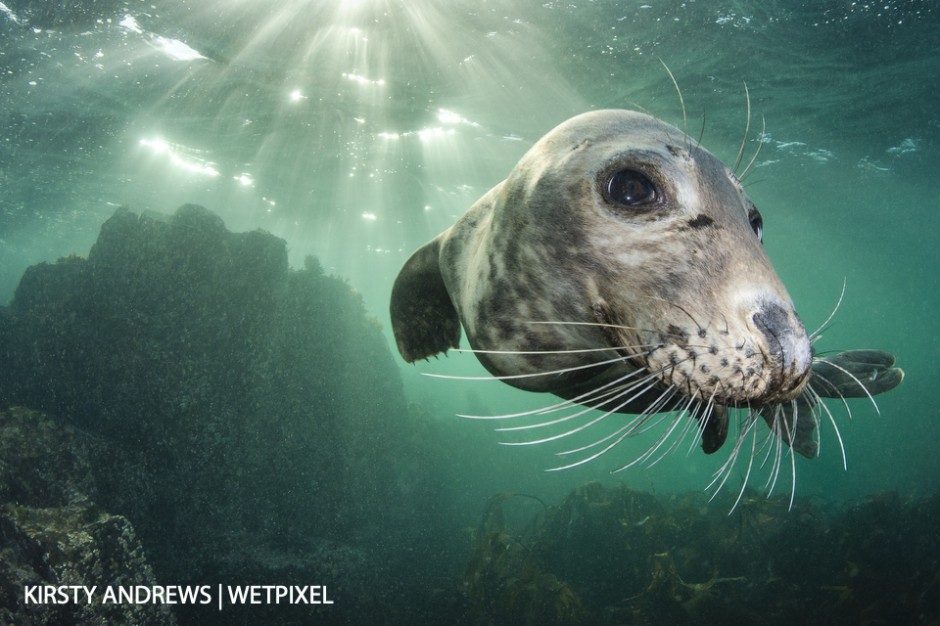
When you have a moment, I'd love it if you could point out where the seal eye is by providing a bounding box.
[749,212,764,242]
[605,169,658,207]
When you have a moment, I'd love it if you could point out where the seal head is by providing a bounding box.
[391,110,814,453]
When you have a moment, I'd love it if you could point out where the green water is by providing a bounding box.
[1,0,937,572]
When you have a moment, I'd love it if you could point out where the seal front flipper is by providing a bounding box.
[390,236,461,362]
[810,349,904,398]
[756,395,820,459]
[700,404,729,454]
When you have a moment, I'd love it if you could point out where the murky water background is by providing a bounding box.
[1,0,937,591]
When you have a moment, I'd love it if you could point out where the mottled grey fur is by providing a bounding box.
[390,110,900,457]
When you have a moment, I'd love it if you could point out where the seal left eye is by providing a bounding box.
[750,212,763,242]
[605,169,658,207]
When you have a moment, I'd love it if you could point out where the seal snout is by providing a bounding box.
[751,301,812,401]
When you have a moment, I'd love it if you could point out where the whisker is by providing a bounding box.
[766,401,798,510]
[687,400,710,442]
[694,109,706,155]
[807,371,855,420]
[528,320,720,355]
[758,408,783,494]
[630,394,701,470]
[494,401,609,433]
[612,410,685,473]
[732,81,751,174]
[786,431,797,511]
[547,384,681,471]
[556,373,688,457]
[500,371,666,447]
[686,401,711,456]
[461,393,598,422]
[809,279,847,341]
[687,388,722,456]
[617,382,686,439]
[763,424,783,497]
[458,358,651,420]
[659,58,688,151]
[708,410,762,500]
[756,407,782,472]
[452,345,647,356]
[666,301,709,338]
[528,309,718,350]
[494,371,650,431]
[528,320,639,329]
[739,114,766,181]
[729,416,758,513]
[608,388,681,442]
[423,351,639,383]
[807,384,848,470]
[528,319,661,336]
[812,357,881,414]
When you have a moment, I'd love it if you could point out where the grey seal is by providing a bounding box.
[390,109,902,469]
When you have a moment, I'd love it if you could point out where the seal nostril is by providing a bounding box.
[752,302,789,352]
[752,301,811,376]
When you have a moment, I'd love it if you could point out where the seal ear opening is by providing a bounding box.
[390,236,461,362]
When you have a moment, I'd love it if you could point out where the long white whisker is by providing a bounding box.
[787,433,797,511]
[493,401,604,431]
[767,431,783,497]
[708,412,760,497]
[687,387,722,455]
[619,382,684,438]
[634,394,701,469]
[659,58,688,149]
[807,371,854,420]
[666,400,707,457]
[547,384,682,468]
[528,319,696,340]
[807,385,847,471]
[459,365,650,420]
[526,320,664,338]
[452,345,652,356]
[424,351,639,383]
[495,374,650,432]
[739,114,766,181]
[807,373,852,420]
[732,81,751,174]
[686,401,712,456]
[501,371,665,447]
[729,417,758,513]
[768,402,798,510]
[528,320,640,329]
[810,279,847,341]
[527,320,719,354]
[756,408,780,474]
[813,357,881,414]
[613,410,686,473]
[763,411,784,496]
[484,350,692,428]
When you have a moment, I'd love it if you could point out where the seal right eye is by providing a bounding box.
[605,169,658,208]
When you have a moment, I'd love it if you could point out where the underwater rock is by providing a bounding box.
[1,505,177,626]
[0,407,176,625]
[0,205,442,622]
[0,406,96,508]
